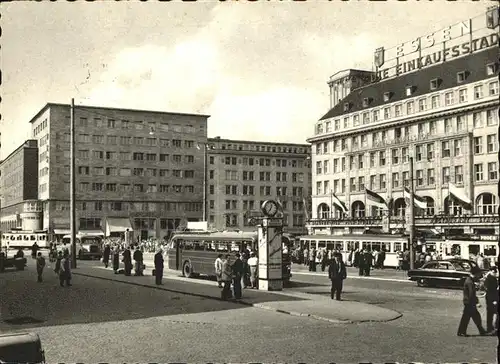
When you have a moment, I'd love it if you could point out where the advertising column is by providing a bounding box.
[258,217,284,291]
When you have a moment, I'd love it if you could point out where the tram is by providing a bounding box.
[0,230,50,249]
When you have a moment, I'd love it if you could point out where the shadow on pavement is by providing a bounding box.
[0,264,301,332]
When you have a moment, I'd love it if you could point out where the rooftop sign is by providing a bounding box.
[374,6,499,81]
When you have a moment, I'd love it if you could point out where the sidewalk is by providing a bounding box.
[292,263,411,283]
[74,262,402,324]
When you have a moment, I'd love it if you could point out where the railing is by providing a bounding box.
[306,214,499,226]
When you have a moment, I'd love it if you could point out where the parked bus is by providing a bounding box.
[299,234,498,268]
[61,233,103,260]
[1,231,49,249]
[165,231,292,282]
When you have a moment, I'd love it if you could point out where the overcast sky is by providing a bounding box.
[0,1,488,158]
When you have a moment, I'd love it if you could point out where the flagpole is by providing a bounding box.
[330,190,334,219]
[364,189,367,218]
[409,156,415,270]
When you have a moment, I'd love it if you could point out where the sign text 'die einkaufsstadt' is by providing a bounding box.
[374,9,499,81]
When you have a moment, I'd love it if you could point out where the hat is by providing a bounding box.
[235,253,241,258]
[470,266,482,275]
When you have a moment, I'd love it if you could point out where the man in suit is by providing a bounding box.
[483,266,499,333]
[122,246,132,276]
[457,266,487,337]
[154,247,164,285]
[328,253,347,301]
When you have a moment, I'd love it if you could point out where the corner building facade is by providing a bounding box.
[207,138,312,235]
[307,46,499,237]
[29,103,209,241]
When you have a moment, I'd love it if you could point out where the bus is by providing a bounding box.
[61,233,103,260]
[299,234,499,268]
[1,231,50,250]
[165,231,292,282]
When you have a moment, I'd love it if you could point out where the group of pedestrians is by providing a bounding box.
[214,248,258,301]
[28,245,72,287]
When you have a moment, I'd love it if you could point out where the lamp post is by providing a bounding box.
[70,98,77,269]
[196,142,208,222]
[409,156,416,270]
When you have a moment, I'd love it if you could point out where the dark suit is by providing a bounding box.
[484,273,499,332]
[362,252,372,276]
[154,251,164,285]
[457,276,486,335]
[232,258,244,299]
[122,249,132,276]
[328,259,347,300]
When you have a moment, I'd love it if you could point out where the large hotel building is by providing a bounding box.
[307,9,499,238]
[1,105,312,239]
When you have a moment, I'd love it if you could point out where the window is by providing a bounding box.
[427,169,435,185]
[457,71,466,83]
[383,92,391,102]
[454,166,463,184]
[379,151,386,166]
[489,81,499,96]
[476,194,497,215]
[429,120,437,135]
[353,114,360,126]
[445,91,454,106]
[349,178,356,192]
[444,118,452,133]
[370,152,376,168]
[474,163,483,181]
[383,107,391,119]
[473,137,482,154]
[403,171,409,187]
[473,112,483,128]
[431,95,440,109]
[379,174,386,189]
[441,141,450,158]
[416,170,424,186]
[401,147,408,163]
[458,89,467,103]
[430,79,439,90]
[362,112,370,124]
[406,101,414,114]
[391,149,399,165]
[316,161,322,174]
[414,145,426,164]
[405,86,413,96]
[370,175,376,189]
[373,110,379,122]
[426,143,434,161]
[442,167,450,184]
[362,98,370,107]
[456,115,466,131]
[358,177,365,191]
[488,162,498,180]
[395,104,402,117]
[453,139,462,156]
[474,85,483,99]
[418,98,426,112]
[392,173,399,188]
[487,134,497,153]
[358,155,364,169]
[486,110,497,126]
[487,63,498,76]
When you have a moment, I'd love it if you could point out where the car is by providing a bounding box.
[0,252,27,272]
[407,259,486,288]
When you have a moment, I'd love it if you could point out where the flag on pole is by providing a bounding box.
[331,192,348,213]
[448,182,472,210]
[365,188,387,207]
[302,197,309,221]
[404,187,428,209]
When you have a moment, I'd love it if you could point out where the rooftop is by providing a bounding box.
[0,140,38,167]
[28,103,211,124]
[319,47,498,121]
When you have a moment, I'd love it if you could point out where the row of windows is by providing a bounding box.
[315,135,498,175]
[216,142,309,154]
[218,199,305,212]
[78,217,191,231]
[33,119,48,137]
[75,182,196,194]
[315,109,498,155]
[210,156,309,168]
[209,185,305,197]
[213,170,306,183]
[315,162,498,195]
[316,80,499,134]
[75,117,199,134]
[74,166,196,178]
[63,201,201,213]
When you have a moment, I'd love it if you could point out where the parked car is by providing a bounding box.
[407,259,486,288]
[0,252,27,272]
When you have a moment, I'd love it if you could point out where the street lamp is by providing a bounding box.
[70,98,77,269]
[196,142,209,222]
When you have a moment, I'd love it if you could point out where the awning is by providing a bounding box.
[78,230,104,237]
[53,229,71,235]
[105,218,133,237]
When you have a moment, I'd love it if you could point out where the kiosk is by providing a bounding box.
[258,200,284,291]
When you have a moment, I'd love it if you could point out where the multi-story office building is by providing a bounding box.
[29,103,209,241]
[0,139,41,232]
[207,137,312,234]
[307,12,499,238]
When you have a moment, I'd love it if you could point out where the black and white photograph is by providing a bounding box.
[0,1,498,363]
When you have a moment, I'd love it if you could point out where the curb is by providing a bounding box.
[292,271,410,283]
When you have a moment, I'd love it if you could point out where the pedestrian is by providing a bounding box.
[363,249,372,276]
[457,266,487,337]
[133,246,144,276]
[396,250,403,270]
[476,253,485,270]
[36,252,46,283]
[102,244,111,269]
[379,248,386,269]
[303,247,309,266]
[31,242,39,259]
[59,250,72,287]
[321,249,328,272]
[373,249,380,269]
[483,266,499,333]
[309,248,316,272]
[214,254,223,288]
[122,246,132,276]
[54,251,63,276]
[328,253,347,300]
[247,252,258,289]
[221,255,233,300]
[232,253,244,300]
[154,247,164,285]
[112,246,120,274]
